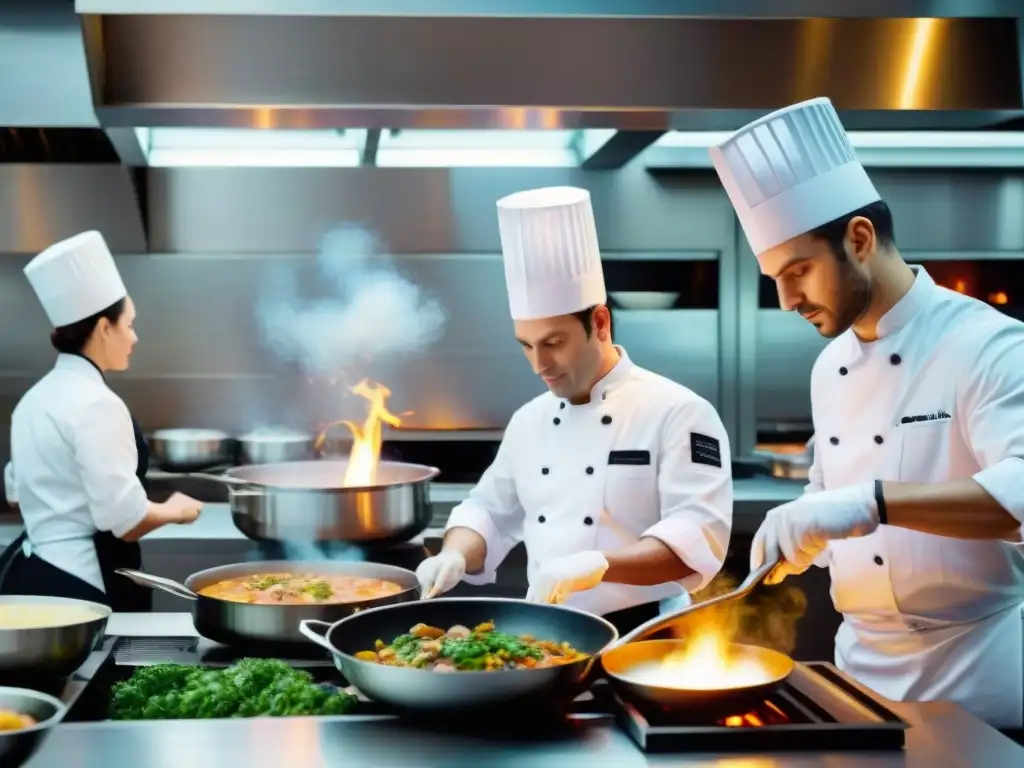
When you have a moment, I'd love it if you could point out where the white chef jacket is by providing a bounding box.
[445,346,734,617]
[3,354,148,592]
[806,266,1024,729]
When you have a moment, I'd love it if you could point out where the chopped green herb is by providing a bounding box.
[301,580,334,601]
[109,659,357,720]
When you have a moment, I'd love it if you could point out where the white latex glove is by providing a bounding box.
[526,550,609,605]
[751,482,879,585]
[416,551,467,598]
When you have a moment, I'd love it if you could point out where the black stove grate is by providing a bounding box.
[112,636,333,667]
[613,662,909,753]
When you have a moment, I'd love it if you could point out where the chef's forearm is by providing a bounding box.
[440,526,489,574]
[880,478,1021,540]
[119,502,181,542]
[602,536,697,586]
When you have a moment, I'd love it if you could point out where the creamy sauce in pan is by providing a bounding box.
[198,573,404,605]
[0,604,104,629]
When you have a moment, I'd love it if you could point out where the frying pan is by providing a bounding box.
[116,560,420,646]
[299,560,791,717]
[298,597,617,716]
[600,559,794,715]
[189,459,439,544]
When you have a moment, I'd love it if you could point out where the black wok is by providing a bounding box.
[299,597,618,715]
[117,560,420,646]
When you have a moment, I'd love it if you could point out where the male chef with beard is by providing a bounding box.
[416,185,733,634]
[710,96,1024,731]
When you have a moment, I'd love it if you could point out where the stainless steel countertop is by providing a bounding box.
[35,707,1024,768]
[0,477,803,547]
[28,613,1024,768]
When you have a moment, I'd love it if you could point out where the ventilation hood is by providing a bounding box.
[79,0,1024,137]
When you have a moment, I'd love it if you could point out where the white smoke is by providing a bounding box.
[256,224,447,374]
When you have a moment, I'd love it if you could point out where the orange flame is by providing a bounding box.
[315,379,405,487]
[656,630,771,690]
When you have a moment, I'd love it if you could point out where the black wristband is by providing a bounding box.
[874,479,888,525]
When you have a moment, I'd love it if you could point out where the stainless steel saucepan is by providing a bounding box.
[116,560,420,646]
[149,428,234,472]
[190,459,439,544]
[237,428,315,465]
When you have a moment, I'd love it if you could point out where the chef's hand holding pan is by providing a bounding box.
[416,551,467,598]
[750,482,880,585]
[525,550,609,605]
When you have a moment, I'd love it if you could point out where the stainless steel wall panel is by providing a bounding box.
[0,166,146,255]
[145,166,734,254]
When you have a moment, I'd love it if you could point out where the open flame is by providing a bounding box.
[656,630,771,690]
[623,628,770,692]
[314,379,406,487]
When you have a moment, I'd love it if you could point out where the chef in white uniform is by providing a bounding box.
[415,186,734,633]
[1,231,203,611]
[710,96,1024,730]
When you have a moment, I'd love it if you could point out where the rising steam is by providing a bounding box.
[670,570,808,656]
[256,224,448,375]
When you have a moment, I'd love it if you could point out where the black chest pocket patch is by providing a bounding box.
[691,433,722,468]
[608,450,651,466]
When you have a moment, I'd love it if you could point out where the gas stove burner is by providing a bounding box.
[614,662,909,753]
[110,636,333,668]
[716,704,791,728]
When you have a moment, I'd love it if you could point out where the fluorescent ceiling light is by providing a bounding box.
[134,127,583,167]
[138,128,365,167]
[376,129,577,167]
[647,131,1024,169]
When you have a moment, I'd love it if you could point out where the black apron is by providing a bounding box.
[0,357,152,612]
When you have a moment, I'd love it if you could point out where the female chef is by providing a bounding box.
[415,186,734,634]
[0,231,203,611]
[710,97,1024,732]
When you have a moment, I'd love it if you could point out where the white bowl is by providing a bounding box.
[609,291,680,310]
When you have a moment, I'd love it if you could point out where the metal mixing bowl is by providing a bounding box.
[0,687,67,768]
[0,595,111,679]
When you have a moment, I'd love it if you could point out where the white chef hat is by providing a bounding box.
[709,97,881,257]
[496,186,606,321]
[24,231,127,328]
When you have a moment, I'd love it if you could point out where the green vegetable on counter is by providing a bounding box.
[109,659,357,721]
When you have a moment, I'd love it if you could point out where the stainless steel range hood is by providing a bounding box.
[80,0,1024,137]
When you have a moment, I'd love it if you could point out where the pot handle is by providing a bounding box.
[612,558,780,647]
[298,619,336,652]
[115,568,199,601]
[186,472,252,486]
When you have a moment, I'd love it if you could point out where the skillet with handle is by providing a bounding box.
[117,560,420,646]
